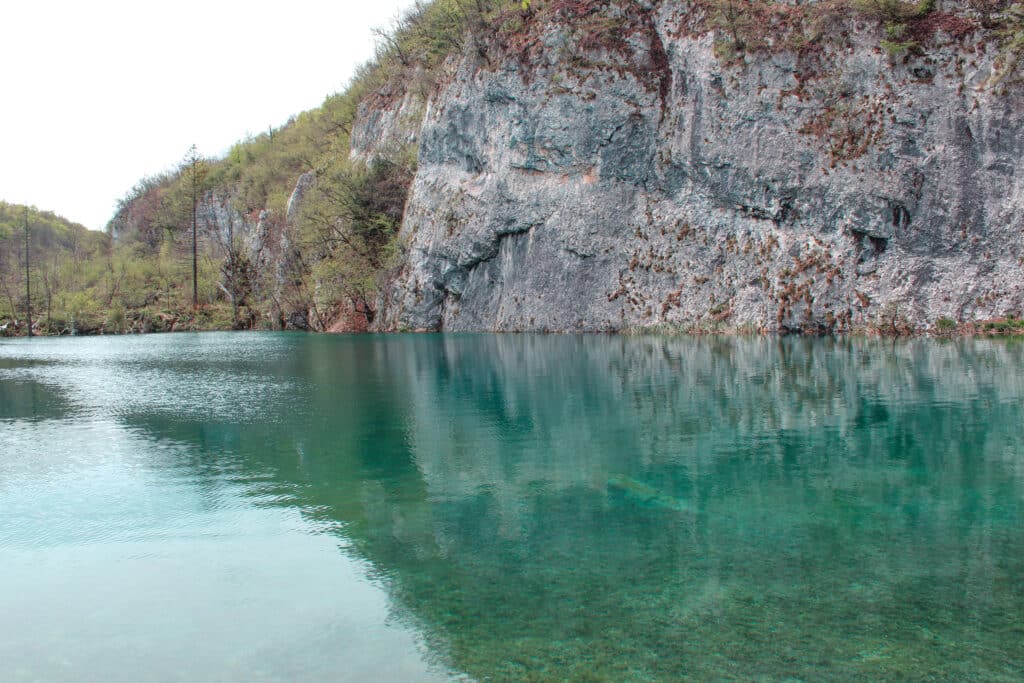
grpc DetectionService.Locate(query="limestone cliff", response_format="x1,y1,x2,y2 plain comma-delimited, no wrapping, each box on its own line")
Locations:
373,1,1024,333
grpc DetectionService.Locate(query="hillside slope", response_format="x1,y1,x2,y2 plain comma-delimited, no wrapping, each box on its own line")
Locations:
0,202,108,334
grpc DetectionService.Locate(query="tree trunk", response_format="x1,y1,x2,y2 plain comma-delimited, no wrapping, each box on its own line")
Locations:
192,189,198,310
24,208,32,338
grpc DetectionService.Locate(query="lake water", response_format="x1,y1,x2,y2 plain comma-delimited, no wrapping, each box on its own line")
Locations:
1,332,1023,681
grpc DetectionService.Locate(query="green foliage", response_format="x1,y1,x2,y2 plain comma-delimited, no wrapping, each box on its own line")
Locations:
376,0,507,69
979,316,1024,333
711,0,757,58
989,3,1024,86
0,202,109,331
935,316,957,332
0,202,104,254
81,1,529,334
107,301,128,333
0,197,250,335
855,0,934,55
64,290,104,332
880,20,919,54
294,149,417,328
857,0,935,22
101,0,498,332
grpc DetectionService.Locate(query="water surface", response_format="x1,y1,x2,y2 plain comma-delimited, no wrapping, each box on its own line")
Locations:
1,333,1023,681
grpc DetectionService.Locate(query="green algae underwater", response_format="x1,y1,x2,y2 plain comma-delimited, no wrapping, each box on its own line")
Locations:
1,332,1023,681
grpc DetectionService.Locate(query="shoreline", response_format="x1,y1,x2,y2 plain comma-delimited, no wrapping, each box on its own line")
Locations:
3,321,1023,340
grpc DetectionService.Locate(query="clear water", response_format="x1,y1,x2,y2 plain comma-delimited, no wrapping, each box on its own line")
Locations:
1,333,1023,682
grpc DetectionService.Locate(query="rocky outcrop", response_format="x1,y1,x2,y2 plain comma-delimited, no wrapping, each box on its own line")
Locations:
196,193,274,271
376,3,1024,333
285,173,316,226
351,88,426,162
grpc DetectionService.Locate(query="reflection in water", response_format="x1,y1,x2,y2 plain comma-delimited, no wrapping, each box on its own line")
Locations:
1,333,1023,681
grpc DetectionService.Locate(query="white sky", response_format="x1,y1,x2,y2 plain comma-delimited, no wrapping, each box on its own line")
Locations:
1,0,418,230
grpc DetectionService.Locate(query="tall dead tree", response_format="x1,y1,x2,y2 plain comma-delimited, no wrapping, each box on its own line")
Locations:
182,145,207,310
216,211,253,328
24,206,32,337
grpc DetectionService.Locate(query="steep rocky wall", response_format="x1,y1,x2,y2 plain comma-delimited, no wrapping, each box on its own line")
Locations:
195,193,274,272
376,2,1024,333
350,88,426,162
194,184,310,328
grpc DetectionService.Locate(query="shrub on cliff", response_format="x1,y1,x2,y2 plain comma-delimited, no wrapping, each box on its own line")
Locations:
990,3,1024,86
293,149,417,328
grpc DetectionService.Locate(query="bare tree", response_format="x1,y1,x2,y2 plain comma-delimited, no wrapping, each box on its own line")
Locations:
182,145,208,310
42,247,61,333
0,238,16,325
24,207,32,337
215,211,254,328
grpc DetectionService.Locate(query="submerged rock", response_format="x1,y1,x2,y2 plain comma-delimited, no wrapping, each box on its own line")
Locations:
608,474,692,514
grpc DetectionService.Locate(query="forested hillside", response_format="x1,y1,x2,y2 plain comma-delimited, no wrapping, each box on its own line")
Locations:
0,0,502,335
101,0,513,333
0,202,109,334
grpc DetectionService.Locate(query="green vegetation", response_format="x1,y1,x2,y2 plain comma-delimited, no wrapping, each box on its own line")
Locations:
990,3,1024,86
96,0,519,334
0,200,244,335
855,0,935,55
702,0,1018,82
0,202,110,335
871,302,916,337
978,315,1024,334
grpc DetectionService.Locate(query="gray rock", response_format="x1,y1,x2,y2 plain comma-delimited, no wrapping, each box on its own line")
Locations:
195,193,274,270
286,173,316,226
350,88,425,162
373,7,1024,333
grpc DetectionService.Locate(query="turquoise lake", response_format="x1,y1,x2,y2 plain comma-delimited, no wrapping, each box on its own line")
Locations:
1,332,1023,681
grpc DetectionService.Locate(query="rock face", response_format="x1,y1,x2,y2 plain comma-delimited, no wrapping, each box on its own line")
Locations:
285,173,316,226
375,3,1024,333
196,194,273,272
350,88,425,162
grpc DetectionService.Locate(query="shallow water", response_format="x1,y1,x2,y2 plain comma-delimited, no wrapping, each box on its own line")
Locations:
1,333,1023,681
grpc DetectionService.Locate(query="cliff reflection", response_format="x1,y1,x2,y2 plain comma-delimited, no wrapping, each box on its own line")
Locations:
112,334,1024,680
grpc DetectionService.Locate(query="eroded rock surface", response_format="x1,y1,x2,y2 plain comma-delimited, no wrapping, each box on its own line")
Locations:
376,5,1024,333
